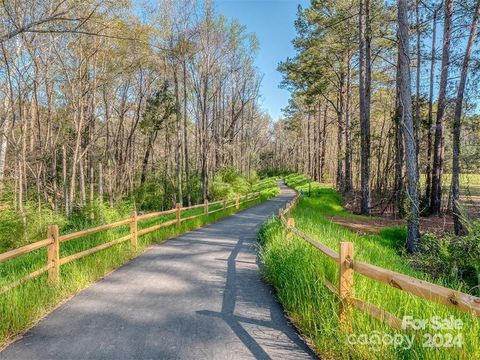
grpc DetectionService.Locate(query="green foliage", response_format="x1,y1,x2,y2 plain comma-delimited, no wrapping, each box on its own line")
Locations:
140,81,177,133
413,225,480,295
0,209,23,253
132,178,166,211
65,200,133,233
259,174,479,359
209,167,251,199
0,203,67,253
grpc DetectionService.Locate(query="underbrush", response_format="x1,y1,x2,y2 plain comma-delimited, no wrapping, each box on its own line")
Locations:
0,176,279,348
411,227,480,296
258,173,479,359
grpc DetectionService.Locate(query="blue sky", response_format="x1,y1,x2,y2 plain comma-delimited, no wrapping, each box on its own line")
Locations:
216,0,309,120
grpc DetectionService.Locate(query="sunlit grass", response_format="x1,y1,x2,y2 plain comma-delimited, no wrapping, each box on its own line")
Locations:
419,173,480,196
258,174,479,359
0,178,279,348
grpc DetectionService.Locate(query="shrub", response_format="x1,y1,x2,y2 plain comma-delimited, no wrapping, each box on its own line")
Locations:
412,223,480,295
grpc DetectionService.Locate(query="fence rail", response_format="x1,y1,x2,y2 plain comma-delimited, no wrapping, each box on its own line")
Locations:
278,192,480,330
0,192,261,296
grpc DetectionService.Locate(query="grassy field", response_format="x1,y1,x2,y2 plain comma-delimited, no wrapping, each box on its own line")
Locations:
419,173,480,197
0,178,279,348
258,174,479,360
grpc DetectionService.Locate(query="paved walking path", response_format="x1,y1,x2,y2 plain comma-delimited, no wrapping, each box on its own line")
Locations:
0,182,316,360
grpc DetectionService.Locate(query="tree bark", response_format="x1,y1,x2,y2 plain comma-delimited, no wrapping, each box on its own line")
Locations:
430,0,453,215
359,0,371,215
425,7,438,200
452,0,480,235
398,0,420,253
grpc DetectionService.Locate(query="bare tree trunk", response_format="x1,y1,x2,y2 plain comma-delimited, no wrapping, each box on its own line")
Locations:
425,7,438,200
307,110,311,177
414,0,421,168
430,0,453,215
359,0,371,215
394,49,405,218
98,162,103,203
63,145,69,215
79,157,86,207
173,68,183,205
336,105,344,190
0,123,8,190
398,0,420,253
344,54,353,192
320,104,327,181
452,0,480,235
183,58,191,206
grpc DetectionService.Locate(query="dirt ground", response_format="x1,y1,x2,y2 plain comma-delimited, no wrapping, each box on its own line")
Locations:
330,215,454,235
335,191,480,235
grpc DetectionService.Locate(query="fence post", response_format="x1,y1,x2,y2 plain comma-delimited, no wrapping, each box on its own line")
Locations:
235,195,239,209
339,241,354,330
223,197,226,210
47,224,60,285
176,203,181,226
130,211,138,250
287,217,295,229
204,200,209,215
286,218,295,241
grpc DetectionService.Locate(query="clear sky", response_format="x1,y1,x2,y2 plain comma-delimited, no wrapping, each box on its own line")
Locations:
215,0,309,120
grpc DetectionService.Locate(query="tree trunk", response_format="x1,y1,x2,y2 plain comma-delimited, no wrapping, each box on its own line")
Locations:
183,58,191,206
452,0,480,235
398,0,420,253
344,54,353,192
63,145,69,215
430,0,453,215
359,0,371,215
98,162,103,203
414,0,421,168
320,104,327,181
394,49,405,218
173,68,183,206
425,7,438,200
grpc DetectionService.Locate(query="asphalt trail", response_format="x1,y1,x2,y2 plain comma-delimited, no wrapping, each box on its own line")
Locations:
0,182,316,360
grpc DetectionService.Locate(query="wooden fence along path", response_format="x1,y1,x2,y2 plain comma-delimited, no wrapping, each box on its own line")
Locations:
278,193,480,330
0,193,260,295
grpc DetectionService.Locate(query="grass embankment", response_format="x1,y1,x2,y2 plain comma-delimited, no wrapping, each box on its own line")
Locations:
258,174,479,360
0,177,279,348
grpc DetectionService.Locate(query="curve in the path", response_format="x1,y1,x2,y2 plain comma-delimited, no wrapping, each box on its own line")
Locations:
0,182,316,360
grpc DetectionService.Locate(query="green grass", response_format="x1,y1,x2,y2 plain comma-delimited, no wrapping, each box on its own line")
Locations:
258,174,479,360
419,173,480,197
0,178,280,348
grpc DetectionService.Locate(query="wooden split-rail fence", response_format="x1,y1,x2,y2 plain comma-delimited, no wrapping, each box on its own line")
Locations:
0,192,260,295
278,192,480,330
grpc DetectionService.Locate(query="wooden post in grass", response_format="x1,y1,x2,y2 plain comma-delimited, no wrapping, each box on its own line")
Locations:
47,224,60,284
204,200,209,215
223,197,226,210
235,195,239,209
286,218,295,241
339,241,354,330
287,217,295,229
130,211,138,250
176,203,181,226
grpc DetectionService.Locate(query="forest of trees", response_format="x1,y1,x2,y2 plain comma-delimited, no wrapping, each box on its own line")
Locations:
0,0,271,220
271,0,480,252
1,0,480,254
